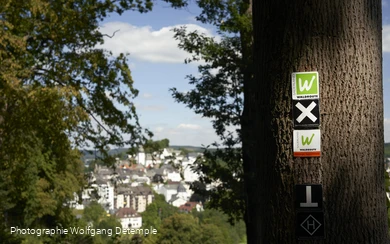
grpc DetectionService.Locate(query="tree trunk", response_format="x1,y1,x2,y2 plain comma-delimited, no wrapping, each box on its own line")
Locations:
238,0,255,240
242,0,389,243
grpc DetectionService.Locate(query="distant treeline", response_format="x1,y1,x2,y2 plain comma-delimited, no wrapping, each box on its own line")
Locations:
83,144,390,161
81,145,210,161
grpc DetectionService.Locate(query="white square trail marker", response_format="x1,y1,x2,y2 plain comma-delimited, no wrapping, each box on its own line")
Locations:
292,71,319,100
293,129,321,157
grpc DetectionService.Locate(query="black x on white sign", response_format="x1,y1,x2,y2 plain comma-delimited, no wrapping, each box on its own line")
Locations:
293,99,320,128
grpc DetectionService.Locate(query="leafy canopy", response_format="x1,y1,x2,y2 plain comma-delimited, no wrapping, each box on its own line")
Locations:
1,0,187,157
0,0,185,241
170,0,252,222
143,138,170,154
155,210,246,244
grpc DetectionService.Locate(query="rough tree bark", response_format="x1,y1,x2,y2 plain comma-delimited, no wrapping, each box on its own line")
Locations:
242,0,389,243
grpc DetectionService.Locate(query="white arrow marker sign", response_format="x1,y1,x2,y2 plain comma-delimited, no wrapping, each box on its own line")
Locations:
295,101,317,123
300,186,319,207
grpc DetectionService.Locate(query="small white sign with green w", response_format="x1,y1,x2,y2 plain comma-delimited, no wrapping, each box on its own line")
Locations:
293,129,321,157
292,71,320,100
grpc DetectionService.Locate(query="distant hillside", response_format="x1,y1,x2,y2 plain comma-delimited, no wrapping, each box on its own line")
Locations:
81,148,129,161
385,143,390,158
82,144,390,161
170,145,208,153
80,145,210,161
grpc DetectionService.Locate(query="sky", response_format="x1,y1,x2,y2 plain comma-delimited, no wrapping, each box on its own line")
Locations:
97,1,390,146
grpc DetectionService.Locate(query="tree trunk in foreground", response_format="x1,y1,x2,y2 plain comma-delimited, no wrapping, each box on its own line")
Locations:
242,0,389,243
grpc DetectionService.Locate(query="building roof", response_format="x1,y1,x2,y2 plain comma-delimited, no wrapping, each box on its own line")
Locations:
146,154,161,161
177,182,187,192
179,202,201,212
95,176,109,185
155,164,176,175
116,207,140,218
128,163,145,171
145,169,156,177
169,194,179,203
164,183,180,190
117,185,153,195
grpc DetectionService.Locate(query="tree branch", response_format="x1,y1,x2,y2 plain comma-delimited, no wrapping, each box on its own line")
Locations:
102,29,120,38
32,67,115,138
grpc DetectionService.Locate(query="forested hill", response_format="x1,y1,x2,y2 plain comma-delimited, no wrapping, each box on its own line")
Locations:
385,143,390,158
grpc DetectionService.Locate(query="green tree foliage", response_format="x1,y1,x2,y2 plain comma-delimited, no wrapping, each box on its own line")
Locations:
200,224,228,244
170,0,252,222
385,143,390,158
0,87,86,242
128,234,143,244
81,201,121,244
385,171,390,230
1,0,152,156
142,194,177,229
192,208,246,244
141,194,178,243
194,149,245,223
143,138,170,154
178,147,190,157
0,0,185,242
1,0,187,158
141,194,246,243
155,210,246,244
83,201,107,224
155,213,202,244
141,201,162,230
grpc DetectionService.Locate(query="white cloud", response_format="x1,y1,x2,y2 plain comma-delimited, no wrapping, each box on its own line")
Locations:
385,118,390,142
136,104,166,111
97,22,217,63
383,0,388,7
383,25,390,52
142,93,153,99
177,123,201,130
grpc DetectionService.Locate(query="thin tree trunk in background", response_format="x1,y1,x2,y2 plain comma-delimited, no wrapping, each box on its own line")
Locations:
238,0,254,240
242,0,389,243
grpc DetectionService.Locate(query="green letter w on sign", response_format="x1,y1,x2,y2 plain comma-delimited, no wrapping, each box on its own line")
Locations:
296,72,318,96
301,134,315,146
